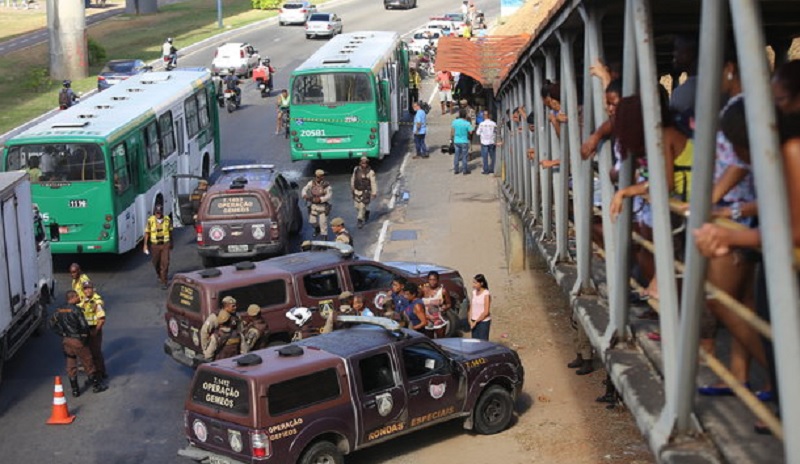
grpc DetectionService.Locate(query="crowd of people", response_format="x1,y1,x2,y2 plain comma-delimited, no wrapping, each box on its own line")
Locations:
504,31,799,432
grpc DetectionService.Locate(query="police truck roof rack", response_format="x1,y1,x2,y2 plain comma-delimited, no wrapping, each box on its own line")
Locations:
336,315,408,338
300,240,354,259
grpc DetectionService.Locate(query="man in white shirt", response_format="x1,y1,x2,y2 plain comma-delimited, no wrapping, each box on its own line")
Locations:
475,110,498,174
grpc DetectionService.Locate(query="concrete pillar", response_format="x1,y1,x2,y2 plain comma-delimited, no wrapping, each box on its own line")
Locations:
47,0,88,80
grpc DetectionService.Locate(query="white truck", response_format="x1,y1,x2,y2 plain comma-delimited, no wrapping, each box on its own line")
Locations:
0,171,55,383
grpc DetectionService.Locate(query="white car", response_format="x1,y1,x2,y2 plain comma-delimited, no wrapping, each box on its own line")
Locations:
423,19,461,37
278,1,316,26
305,13,343,39
211,43,260,77
407,28,441,53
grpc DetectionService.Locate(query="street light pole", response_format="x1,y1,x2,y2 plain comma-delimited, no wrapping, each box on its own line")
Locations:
217,0,223,28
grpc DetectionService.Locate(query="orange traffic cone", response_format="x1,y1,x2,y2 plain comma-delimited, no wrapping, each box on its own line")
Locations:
46,376,76,425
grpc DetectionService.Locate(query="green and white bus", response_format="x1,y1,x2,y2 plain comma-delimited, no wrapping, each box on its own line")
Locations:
1,70,220,254
289,31,409,161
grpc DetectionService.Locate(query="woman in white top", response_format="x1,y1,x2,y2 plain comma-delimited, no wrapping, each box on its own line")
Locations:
469,274,491,340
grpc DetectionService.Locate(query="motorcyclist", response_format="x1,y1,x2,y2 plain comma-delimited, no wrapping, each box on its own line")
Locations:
275,89,291,135
252,58,275,94
162,37,178,70
224,68,241,106
58,80,78,110
211,72,225,107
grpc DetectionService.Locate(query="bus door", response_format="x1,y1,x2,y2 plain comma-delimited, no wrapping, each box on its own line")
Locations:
171,174,205,226
111,142,138,253
389,62,400,134
379,79,391,156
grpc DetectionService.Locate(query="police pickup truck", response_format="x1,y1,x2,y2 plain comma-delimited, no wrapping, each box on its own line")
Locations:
179,317,524,464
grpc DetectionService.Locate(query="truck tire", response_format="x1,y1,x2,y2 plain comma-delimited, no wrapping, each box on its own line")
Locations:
300,441,343,464
33,301,48,336
473,385,514,435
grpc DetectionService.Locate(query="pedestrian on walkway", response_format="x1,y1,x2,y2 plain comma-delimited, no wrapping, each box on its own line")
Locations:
408,68,421,115
476,110,497,174
80,281,108,381
302,170,333,238
412,101,429,159
350,157,377,228
451,108,475,175
436,70,454,114
49,290,107,397
469,274,492,340
143,204,173,289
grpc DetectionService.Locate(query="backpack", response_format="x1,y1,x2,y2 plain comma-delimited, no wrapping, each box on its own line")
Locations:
59,89,71,108
419,101,431,114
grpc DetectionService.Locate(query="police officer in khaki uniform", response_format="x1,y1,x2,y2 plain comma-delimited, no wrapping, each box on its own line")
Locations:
350,157,377,228
200,295,239,354
143,204,173,289
301,169,333,238
80,281,108,381
203,310,241,360
240,304,269,353
190,179,209,219
330,217,353,247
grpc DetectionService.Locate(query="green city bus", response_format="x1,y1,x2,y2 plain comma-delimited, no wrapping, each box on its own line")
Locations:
1,70,220,254
289,31,409,161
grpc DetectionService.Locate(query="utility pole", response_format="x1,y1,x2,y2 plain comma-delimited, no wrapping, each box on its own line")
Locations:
125,0,157,15
47,0,88,80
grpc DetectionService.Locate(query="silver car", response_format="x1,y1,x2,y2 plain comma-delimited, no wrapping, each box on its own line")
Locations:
211,42,260,77
278,1,316,26
305,12,343,39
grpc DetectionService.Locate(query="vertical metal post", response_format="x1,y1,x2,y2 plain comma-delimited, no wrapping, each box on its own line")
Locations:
559,30,592,291
541,49,557,240
552,40,570,263
498,93,507,187
531,59,542,223
512,82,521,201
633,0,680,423
611,0,638,342
584,6,619,308
217,0,223,28
731,0,800,458
675,0,726,433
514,80,524,204
523,67,534,215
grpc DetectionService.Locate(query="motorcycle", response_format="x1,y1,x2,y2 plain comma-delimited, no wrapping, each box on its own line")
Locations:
163,51,178,71
224,89,241,113
417,44,436,76
252,67,273,98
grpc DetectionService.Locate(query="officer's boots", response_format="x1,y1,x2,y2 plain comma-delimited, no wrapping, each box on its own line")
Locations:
69,376,81,397
91,375,108,393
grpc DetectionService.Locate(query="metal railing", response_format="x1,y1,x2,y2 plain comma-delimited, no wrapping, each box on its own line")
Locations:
495,0,800,461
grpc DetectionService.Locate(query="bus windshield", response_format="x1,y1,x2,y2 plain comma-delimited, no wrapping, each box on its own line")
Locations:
6,143,106,183
292,72,374,105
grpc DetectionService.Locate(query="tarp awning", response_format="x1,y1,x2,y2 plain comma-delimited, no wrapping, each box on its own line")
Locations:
433,35,531,91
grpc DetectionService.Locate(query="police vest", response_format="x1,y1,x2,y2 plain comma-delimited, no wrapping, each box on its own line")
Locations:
81,294,106,327
336,229,353,248
310,180,330,202
146,215,172,244
353,167,372,192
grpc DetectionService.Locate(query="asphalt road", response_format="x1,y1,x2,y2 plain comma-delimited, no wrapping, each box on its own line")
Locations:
0,1,500,463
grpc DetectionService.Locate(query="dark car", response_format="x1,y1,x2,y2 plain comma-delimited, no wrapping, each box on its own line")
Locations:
384,0,416,9
97,59,151,91
163,244,469,367
194,164,302,267
179,319,524,464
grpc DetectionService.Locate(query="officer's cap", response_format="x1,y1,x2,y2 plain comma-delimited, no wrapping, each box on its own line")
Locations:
222,295,237,305
82,281,94,289
217,310,231,324
330,217,345,227
315,169,325,177
247,304,260,317
339,291,354,301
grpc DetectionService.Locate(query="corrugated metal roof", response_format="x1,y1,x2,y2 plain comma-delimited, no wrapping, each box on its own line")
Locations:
434,35,531,91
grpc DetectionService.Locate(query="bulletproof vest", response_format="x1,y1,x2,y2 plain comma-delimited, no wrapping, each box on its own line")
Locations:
337,229,353,248
353,167,372,191
50,305,89,339
310,180,329,201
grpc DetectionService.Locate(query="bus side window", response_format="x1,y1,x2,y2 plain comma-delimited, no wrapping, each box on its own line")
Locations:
144,122,161,169
159,111,176,157
111,143,130,193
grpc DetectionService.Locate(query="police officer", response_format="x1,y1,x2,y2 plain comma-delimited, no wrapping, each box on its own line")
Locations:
321,291,355,334
240,304,269,353
200,295,239,354
69,262,91,294
143,204,173,289
80,281,108,381
190,179,209,220
203,310,241,360
301,169,332,238
49,290,107,397
330,217,353,247
350,157,377,228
